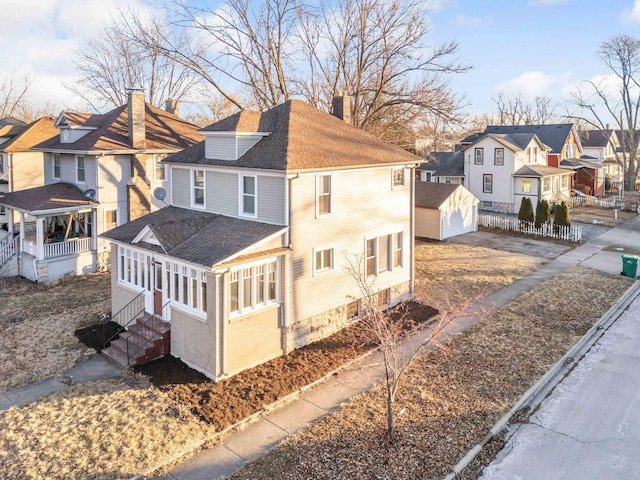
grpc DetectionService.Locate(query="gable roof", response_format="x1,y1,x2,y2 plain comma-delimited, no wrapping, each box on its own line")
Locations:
421,151,465,177
101,206,287,268
513,164,572,178
0,117,27,139
1,116,58,152
415,181,462,209
579,129,614,148
0,183,94,214
166,100,423,172
482,124,576,154
33,104,203,153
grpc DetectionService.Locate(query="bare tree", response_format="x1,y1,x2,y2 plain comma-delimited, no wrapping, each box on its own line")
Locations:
492,91,557,125
0,74,33,119
566,34,640,191
68,10,201,111
346,255,481,441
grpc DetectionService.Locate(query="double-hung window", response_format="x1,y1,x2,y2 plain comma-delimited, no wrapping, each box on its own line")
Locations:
474,148,484,165
154,154,167,182
494,148,504,166
240,175,256,217
366,232,404,278
76,155,86,183
483,174,493,193
392,168,405,187
105,209,117,230
317,174,331,215
229,259,279,316
522,180,531,194
314,247,334,275
366,238,376,277
378,234,391,273
393,232,403,268
53,153,61,180
192,169,205,207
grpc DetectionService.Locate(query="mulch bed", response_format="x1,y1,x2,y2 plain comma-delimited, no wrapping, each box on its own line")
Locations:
74,320,122,352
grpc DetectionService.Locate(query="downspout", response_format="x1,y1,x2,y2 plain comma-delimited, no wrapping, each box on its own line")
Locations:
410,165,416,296
283,173,299,353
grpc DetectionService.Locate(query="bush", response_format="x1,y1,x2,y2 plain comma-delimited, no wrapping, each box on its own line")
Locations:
554,201,571,232
518,197,534,224
535,199,551,229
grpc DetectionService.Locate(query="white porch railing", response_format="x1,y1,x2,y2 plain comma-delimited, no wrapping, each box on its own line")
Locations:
0,236,16,264
479,214,582,243
44,237,93,258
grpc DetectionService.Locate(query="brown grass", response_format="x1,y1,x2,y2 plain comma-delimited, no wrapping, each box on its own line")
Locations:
230,267,632,479
0,375,213,480
0,273,111,393
570,205,636,227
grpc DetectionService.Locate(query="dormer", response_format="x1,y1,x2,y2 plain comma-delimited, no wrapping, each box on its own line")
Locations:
199,110,270,161
55,112,97,144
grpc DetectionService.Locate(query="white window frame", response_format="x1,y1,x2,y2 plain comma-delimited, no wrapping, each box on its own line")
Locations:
365,231,403,278
561,175,569,189
483,174,493,193
494,148,504,166
154,154,167,182
366,237,377,278
239,174,257,218
105,208,118,231
393,232,403,269
229,258,280,317
522,180,531,194
192,169,205,208
392,167,405,188
543,177,551,193
474,148,484,165
378,234,391,273
317,174,332,216
76,155,86,184
53,153,61,180
313,246,335,275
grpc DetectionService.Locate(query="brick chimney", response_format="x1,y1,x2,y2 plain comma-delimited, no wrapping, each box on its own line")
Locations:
165,99,179,116
128,88,146,148
331,92,351,124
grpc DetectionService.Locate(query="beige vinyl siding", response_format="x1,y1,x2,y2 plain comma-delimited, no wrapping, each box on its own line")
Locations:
171,168,190,207
289,167,412,322
204,136,236,160
257,175,286,224
207,170,237,215
12,151,45,191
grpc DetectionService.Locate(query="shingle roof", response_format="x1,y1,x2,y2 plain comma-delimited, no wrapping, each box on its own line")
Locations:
579,129,613,148
166,100,423,171
34,104,203,153
101,206,287,267
560,158,603,170
415,181,461,209
421,151,465,177
0,117,27,139
513,165,572,177
1,116,58,152
483,124,575,154
0,183,94,213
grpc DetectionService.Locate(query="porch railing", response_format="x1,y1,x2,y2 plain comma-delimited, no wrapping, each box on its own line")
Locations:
0,235,17,265
44,237,92,258
102,291,146,350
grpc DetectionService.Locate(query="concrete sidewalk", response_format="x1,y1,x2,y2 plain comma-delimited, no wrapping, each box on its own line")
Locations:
158,216,640,480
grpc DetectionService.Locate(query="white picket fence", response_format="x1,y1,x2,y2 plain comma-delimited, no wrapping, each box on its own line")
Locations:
479,214,583,243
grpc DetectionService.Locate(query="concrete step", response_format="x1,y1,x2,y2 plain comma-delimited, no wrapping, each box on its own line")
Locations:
101,346,131,368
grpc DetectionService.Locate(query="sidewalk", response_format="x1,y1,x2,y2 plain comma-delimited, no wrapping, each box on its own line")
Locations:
158,215,640,480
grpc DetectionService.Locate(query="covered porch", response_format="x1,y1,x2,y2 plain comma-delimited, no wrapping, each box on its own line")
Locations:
0,183,98,281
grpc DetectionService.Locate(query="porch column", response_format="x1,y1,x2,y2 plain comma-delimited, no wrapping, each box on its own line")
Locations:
19,212,25,249
92,209,98,251
36,217,45,260
7,209,14,235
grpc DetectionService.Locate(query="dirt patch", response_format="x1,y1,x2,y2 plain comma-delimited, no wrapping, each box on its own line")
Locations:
0,273,111,394
136,301,436,431
229,267,632,480
570,205,636,227
74,320,121,352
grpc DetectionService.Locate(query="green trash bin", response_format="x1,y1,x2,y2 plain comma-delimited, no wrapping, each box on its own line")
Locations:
621,254,639,278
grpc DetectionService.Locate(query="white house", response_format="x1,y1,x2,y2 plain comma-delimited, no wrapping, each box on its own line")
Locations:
415,181,478,240
463,133,573,213
101,97,422,380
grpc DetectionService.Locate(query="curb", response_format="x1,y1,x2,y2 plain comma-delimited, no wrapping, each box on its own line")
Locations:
443,280,640,480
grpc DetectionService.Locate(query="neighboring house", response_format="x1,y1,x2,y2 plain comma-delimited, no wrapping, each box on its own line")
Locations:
463,133,573,213
0,89,203,282
418,151,465,184
580,129,623,193
415,181,478,240
101,97,422,380
0,116,58,228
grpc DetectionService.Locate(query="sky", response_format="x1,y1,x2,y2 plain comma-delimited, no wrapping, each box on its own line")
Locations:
2,0,640,121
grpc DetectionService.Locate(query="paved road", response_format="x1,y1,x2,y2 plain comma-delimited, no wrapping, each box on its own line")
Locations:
479,288,640,480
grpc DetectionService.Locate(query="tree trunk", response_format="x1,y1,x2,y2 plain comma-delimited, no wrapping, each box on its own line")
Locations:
386,380,394,442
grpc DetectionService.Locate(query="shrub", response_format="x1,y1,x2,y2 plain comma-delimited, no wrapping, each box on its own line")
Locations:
535,199,551,229
554,201,571,232
518,197,534,224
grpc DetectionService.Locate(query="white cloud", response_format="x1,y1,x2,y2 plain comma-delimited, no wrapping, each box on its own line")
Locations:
621,0,640,24
527,0,572,6
495,71,573,99
452,14,486,28
426,0,458,12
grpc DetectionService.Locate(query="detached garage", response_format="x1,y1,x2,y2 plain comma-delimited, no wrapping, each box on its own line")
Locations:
415,182,479,240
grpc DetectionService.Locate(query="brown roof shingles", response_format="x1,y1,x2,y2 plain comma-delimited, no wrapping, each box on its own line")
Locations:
1,116,58,152
415,182,461,209
101,206,286,267
168,100,422,171
0,183,94,213
34,104,203,153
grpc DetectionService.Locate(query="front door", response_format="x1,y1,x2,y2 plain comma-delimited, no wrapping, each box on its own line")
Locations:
153,262,163,314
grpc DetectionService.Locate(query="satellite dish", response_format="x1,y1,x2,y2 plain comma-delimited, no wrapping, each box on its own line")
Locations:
153,187,167,201
84,189,96,201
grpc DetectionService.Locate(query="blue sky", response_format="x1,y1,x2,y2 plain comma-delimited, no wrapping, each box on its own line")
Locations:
2,0,640,119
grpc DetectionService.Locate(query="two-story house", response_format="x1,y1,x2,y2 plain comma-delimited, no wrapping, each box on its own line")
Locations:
418,151,465,184
580,129,622,193
463,133,573,213
0,116,58,229
100,98,421,380
0,89,202,281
